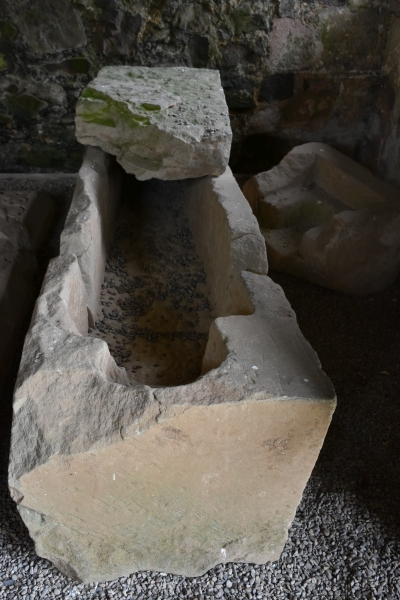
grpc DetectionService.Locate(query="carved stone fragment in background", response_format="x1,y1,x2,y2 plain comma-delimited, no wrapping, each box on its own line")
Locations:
244,143,400,295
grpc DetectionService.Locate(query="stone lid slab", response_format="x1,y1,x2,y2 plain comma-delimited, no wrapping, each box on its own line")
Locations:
75,66,232,181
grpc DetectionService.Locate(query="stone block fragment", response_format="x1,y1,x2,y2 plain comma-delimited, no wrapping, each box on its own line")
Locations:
75,66,232,181
9,149,335,583
243,143,400,295
0,190,54,391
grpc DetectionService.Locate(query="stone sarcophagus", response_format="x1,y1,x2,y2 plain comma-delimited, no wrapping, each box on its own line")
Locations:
8,67,335,584
8,147,335,583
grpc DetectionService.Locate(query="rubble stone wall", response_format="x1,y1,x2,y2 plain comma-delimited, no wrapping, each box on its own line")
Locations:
0,0,399,178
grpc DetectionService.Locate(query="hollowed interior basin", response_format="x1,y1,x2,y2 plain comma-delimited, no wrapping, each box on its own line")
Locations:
90,175,216,387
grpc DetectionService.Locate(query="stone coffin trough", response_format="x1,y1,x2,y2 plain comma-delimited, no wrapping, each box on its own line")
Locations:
8,147,336,583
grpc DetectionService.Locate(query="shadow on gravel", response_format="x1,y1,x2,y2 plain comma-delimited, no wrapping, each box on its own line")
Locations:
270,269,400,536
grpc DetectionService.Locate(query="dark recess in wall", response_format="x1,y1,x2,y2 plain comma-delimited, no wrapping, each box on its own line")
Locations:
258,73,295,103
229,134,299,174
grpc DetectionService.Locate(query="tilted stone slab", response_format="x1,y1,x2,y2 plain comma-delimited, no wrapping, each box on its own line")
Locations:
243,142,400,295
0,190,54,391
9,150,335,582
75,66,231,181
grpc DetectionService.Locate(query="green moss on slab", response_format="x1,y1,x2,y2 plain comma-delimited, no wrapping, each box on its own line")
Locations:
78,87,151,129
0,54,7,70
141,103,161,111
81,87,109,101
82,114,116,127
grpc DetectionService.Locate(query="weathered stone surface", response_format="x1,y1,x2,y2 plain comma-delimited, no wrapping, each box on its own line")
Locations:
243,143,400,295
75,67,232,181
186,167,269,316
318,6,387,73
9,149,335,583
60,146,121,326
5,0,87,55
0,190,54,391
267,17,316,72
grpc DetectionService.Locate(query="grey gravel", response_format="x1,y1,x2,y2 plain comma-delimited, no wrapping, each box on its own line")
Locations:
1,175,400,600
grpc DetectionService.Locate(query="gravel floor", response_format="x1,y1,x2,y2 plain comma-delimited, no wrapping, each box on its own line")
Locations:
0,176,400,600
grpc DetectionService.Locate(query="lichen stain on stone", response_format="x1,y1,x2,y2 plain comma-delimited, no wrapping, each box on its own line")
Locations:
0,20,17,39
318,8,386,71
78,88,151,130
141,103,161,111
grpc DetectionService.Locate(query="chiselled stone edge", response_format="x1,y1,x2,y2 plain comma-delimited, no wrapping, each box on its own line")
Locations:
60,146,121,326
8,253,158,485
186,166,268,317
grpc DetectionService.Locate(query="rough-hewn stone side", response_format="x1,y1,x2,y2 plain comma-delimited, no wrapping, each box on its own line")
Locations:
60,146,121,325
186,166,268,315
